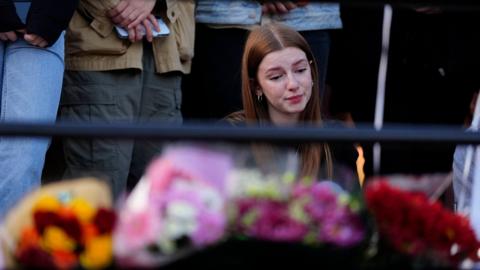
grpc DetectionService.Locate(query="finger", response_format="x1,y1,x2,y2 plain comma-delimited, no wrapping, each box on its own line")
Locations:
128,13,149,30
5,31,18,41
38,39,48,48
107,0,128,18
112,6,134,25
23,33,34,42
148,14,160,32
274,2,289,13
111,5,132,25
122,9,140,28
284,2,297,10
296,0,309,7
29,35,42,46
135,25,143,42
265,3,276,14
262,4,269,14
128,27,136,43
0,34,7,41
143,19,153,42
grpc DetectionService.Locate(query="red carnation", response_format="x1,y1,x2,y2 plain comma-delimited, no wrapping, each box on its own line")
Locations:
16,245,56,269
33,211,61,234
93,208,117,234
366,180,480,265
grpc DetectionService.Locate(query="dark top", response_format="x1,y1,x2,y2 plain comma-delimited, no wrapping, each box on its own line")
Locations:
222,111,360,191
0,0,78,46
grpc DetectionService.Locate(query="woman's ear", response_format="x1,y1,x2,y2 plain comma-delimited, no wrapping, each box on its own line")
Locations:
255,88,263,97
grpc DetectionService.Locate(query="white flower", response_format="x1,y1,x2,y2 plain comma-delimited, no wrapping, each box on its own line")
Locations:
164,201,198,239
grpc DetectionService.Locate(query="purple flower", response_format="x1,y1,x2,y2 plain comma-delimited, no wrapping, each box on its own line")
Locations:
318,214,364,247
246,201,308,242
291,181,364,247
192,211,226,246
236,198,258,216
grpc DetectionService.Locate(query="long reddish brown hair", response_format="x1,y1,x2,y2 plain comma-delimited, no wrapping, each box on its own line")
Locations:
241,23,332,179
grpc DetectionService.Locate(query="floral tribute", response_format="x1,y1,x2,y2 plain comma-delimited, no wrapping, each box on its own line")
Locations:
366,180,480,266
230,172,365,248
114,146,232,267
14,194,117,269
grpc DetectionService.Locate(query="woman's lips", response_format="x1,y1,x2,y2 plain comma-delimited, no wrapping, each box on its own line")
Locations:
286,94,303,104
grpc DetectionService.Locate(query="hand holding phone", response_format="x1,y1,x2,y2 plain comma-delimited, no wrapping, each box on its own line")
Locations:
115,16,170,42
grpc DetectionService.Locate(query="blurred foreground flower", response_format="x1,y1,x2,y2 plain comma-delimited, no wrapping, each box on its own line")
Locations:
366,180,480,267
2,179,115,270
114,146,232,267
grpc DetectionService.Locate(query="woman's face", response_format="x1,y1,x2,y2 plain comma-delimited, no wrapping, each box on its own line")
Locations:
256,47,312,125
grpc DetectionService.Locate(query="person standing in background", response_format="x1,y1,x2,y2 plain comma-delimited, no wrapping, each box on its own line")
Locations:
182,0,342,120
0,0,78,217
60,0,195,198
328,5,480,176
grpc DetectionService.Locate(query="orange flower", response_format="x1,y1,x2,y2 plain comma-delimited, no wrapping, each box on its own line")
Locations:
69,198,96,223
33,195,61,212
80,236,113,269
51,250,77,270
17,227,40,252
41,226,76,252
57,206,76,219
82,223,99,245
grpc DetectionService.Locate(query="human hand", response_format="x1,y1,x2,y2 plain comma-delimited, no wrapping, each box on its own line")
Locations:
260,0,309,14
24,33,48,48
127,14,160,43
0,31,19,42
108,0,157,29
262,1,297,14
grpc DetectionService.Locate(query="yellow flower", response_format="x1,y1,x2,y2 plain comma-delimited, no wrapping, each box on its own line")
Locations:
69,198,95,223
80,236,112,270
34,195,61,212
42,226,76,252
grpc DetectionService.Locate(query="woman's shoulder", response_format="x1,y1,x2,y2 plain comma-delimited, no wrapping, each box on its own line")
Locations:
221,111,246,126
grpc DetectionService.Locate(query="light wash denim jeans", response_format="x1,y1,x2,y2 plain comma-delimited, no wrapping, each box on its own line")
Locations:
0,2,64,217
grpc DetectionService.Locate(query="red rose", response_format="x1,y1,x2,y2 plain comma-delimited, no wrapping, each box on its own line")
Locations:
33,211,61,233
16,245,56,269
93,208,117,234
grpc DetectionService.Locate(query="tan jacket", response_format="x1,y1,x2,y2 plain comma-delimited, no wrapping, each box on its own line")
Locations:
65,0,195,74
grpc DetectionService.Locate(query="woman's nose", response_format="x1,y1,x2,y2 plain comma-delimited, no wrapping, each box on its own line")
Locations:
286,73,299,91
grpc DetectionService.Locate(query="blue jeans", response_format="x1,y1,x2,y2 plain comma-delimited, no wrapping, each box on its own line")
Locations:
0,30,65,216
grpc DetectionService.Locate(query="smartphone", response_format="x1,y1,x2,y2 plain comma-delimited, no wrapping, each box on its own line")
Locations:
114,17,170,39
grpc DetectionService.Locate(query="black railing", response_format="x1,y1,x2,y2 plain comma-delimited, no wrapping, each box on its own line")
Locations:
0,122,477,145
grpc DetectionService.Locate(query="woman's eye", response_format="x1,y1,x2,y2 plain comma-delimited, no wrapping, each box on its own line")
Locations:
296,68,307,73
269,74,283,81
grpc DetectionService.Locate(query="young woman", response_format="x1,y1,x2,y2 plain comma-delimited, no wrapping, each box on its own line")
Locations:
227,23,339,180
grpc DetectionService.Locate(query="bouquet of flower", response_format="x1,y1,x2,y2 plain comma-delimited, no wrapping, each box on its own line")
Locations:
1,178,116,270
229,170,365,248
114,146,232,267
365,180,480,267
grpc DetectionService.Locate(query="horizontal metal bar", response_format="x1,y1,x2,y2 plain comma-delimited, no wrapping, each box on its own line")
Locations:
336,0,476,4
12,0,480,8
0,122,477,145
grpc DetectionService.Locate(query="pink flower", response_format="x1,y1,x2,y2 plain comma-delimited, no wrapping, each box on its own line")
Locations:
291,181,364,247
114,206,161,253
160,179,227,245
146,159,182,196
246,201,308,242
192,211,226,246
319,214,364,247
